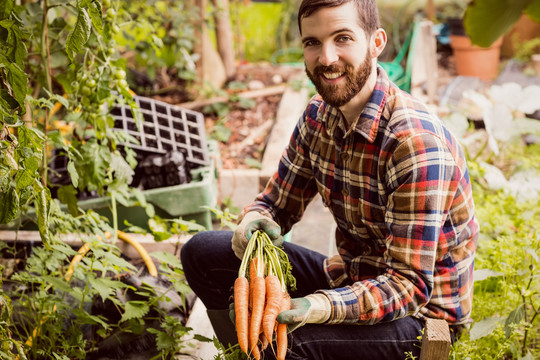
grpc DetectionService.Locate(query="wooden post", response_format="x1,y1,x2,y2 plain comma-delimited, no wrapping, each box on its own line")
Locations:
411,20,438,105
426,0,436,22
212,0,236,80
419,318,451,360
190,0,208,90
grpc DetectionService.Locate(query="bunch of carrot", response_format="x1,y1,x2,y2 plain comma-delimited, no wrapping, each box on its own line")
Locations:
234,230,296,360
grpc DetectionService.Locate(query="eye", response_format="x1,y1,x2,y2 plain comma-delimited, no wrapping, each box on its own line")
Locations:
337,35,352,43
303,39,319,48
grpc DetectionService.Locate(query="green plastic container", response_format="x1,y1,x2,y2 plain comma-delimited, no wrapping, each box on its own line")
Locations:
78,141,219,230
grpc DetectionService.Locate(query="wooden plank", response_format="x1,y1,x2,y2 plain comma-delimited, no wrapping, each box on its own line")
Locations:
0,230,187,259
411,20,438,105
178,84,286,109
419,318,451,360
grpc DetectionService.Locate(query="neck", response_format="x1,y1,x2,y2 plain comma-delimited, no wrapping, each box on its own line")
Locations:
339,64,378,125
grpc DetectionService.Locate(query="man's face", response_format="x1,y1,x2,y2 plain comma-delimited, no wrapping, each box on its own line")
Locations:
301,2,374,108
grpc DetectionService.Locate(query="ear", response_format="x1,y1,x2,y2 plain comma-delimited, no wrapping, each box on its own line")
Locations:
370,28,387,58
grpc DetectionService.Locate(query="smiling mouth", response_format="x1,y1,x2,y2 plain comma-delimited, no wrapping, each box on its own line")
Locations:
323,72,344,80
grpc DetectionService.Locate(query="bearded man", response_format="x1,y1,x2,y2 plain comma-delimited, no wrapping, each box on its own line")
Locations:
181,0,479,358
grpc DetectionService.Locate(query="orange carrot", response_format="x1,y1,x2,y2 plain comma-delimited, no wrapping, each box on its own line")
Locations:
234,276,250,355
249,257,258,281
260,332,269,351
249,275,266,356
276,293,291,360
262,274,283,341
251,342,261,360
248,257,259,311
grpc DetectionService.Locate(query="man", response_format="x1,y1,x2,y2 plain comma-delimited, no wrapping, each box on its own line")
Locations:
181,0,479,358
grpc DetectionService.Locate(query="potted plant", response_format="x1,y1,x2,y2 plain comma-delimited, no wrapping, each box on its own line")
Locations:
461,0,540,79
443,0,503,80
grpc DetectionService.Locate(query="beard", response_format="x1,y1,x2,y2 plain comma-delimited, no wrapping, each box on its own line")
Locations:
305,52,373,108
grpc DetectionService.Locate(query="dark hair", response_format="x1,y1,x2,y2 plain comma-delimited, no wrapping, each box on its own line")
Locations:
297,0,381,35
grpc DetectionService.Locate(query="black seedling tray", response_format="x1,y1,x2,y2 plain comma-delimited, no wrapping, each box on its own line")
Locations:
111,95,210,168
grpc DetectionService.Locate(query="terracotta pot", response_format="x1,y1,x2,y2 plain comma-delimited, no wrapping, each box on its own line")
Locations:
501,14,540,58
450,35,503,80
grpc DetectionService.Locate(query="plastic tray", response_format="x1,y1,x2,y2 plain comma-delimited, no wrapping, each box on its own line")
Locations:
111,95,210,168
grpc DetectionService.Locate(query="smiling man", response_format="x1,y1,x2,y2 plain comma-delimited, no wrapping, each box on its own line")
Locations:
180,0,479,359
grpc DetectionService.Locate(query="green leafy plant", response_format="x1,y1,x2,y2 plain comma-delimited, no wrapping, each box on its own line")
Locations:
464,0,540,47
442,83,540,359
0,0,203,358
114,0,199,92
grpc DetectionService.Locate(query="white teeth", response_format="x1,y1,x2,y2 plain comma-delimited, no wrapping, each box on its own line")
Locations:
323,72,343,79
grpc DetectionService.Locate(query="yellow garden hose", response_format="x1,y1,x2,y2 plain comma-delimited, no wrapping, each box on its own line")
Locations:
115,230,158,277
65,231,158,279
64,242,91,282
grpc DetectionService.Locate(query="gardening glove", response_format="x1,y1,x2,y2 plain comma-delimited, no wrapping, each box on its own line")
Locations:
231,211,283,259
276,294,331,332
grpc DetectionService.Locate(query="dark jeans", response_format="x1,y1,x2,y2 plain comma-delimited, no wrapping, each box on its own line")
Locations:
181,231,424,360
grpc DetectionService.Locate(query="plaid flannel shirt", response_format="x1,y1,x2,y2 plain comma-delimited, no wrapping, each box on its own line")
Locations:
245,66,479,326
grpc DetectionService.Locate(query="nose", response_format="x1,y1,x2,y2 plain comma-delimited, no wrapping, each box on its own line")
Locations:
319,43,338,66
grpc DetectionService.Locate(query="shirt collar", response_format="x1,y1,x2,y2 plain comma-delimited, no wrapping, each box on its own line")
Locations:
321,65,389,143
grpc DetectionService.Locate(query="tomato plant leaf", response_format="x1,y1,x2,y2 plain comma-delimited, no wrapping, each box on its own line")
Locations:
11,25,29,68
504,304,525,338
87,0,103,35
3,146,18,170
71,307,110,329
101,250,136,273
0,187,19,224
15,167,34,190
120,301,149,322
470,316,504,340
89,277,124,302
33,179,51,246
147,328,175,351
149,251,182,269
41,274,72,292
66,8,91,61
0,0,14,20
110,151,134,184
0,88,20,113
57,184,79,216
0,166,11,191
67,160,79,188
6,61,28,111
149,217,172,242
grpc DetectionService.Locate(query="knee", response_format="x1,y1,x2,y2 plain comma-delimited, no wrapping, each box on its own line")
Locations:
180,230,234,273
180,231,210,270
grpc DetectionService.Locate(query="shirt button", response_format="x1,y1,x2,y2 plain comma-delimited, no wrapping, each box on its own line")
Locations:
342,187,349,196
341,152,349,161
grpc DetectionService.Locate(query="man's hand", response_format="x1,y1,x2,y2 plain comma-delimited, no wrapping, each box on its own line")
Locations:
231,211,283,259
276,294,331,332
